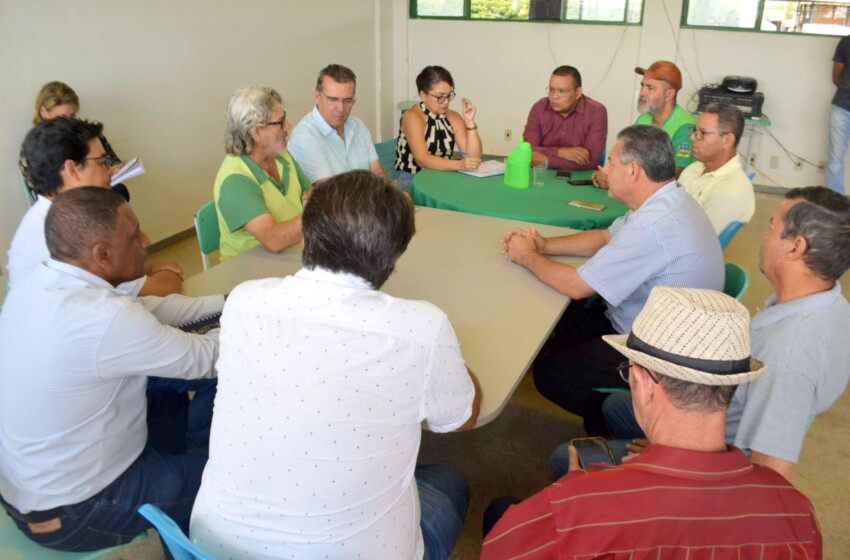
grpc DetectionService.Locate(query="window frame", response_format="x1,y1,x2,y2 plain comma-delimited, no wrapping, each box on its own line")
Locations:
681,0,850,37
409,0,644,26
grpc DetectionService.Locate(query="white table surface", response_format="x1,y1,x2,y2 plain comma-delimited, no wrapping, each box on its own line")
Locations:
182,206,586,427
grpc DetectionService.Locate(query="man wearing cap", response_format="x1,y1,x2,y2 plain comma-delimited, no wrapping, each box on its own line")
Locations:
502,124,723,434
480,286,821,559
523,65,608,171
288,64,387,184
593,60,694,189
604,186,850,482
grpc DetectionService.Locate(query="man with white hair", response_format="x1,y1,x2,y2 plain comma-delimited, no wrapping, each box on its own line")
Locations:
481,286,821,559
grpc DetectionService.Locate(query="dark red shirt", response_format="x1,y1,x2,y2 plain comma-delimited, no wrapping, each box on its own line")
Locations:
482,444,821,559
522,95,608,171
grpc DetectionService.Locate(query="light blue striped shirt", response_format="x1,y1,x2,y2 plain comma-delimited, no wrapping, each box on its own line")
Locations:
578,181,724,333
288,106,379,183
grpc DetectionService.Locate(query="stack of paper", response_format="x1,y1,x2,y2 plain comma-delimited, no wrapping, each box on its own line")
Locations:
111,156,144,186
458,159,506,178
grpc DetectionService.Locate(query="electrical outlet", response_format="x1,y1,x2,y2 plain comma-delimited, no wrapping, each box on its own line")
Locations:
794,157,803,171
770,156,779,169
749,153,757,166
504,129,512,142
817,160,826,174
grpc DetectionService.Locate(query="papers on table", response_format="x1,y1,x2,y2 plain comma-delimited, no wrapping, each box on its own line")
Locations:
111,156,144,186
458,159,505,178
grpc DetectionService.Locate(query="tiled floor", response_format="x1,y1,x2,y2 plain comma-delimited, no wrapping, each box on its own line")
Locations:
151,191,850,559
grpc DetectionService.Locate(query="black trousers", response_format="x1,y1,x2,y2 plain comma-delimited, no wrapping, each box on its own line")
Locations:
532,298,628,435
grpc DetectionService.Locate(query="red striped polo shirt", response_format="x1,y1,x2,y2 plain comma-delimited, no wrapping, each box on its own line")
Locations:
482,444,820,559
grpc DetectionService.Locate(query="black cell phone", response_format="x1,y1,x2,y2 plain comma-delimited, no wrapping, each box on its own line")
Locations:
571,437,615,468
555,170,571,180
568,179,595,186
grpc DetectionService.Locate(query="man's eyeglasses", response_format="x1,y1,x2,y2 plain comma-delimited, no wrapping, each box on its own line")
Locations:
617,361,659,384
264,111,287,128
426,91,456,104
545,86,574,97
320,93,356,108
86,154,121,168
690,128,725,141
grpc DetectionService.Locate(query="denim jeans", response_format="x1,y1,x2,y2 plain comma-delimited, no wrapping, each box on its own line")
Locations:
416,464,469,560
601,391,645,441
828,104,850,193
10,446,208,552
147,376,217,451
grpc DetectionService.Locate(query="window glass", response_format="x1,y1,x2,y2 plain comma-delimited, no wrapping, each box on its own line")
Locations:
417,0,465,17
471,0,530,20
684,0,850,35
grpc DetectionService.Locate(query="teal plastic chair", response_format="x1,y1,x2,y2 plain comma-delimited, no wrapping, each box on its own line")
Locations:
20,173,36,206
0,508,147,560
375,138,398,180
723,262,750,301
137,504,215,560
718,221,744,250
194,201,220,271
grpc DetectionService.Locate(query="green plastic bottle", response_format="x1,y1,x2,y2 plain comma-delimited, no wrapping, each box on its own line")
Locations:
504,135,531,189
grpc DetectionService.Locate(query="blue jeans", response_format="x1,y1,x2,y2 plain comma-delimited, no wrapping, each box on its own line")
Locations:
828,104,850,193
147,376,217,451
416,464,469,560
9,446,208,552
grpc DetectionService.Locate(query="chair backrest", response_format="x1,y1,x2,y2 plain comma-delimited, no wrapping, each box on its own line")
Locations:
374,138,398,181
137,504,216,560
723,262,749,301
194,201,220,271
718,220,744,250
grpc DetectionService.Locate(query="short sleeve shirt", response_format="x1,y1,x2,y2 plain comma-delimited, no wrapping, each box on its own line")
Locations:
679,155,755,234
833,35,850,109
287,106,379,182
636,105,695,169
213,152,309,260
578,181,724,333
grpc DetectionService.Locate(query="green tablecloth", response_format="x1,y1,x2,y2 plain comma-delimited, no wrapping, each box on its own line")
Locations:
411,167,628,230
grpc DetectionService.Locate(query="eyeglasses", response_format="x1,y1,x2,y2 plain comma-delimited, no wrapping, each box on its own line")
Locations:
86,154,121,168
545,86,575,97
320,92,356,108
264,111,287,128
617,361,659,384
425,91,456,104
690,128,724,141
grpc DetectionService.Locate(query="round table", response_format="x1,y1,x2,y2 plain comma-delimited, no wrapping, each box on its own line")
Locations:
411,167,628,230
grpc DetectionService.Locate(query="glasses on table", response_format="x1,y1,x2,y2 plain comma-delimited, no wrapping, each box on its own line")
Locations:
426,91,456,104
617,361,659,384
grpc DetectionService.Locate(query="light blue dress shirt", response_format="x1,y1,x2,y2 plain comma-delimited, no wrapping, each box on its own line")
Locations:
288,106,379,183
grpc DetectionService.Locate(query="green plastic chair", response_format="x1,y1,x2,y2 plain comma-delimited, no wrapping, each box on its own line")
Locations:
374,138,398,180
194,201,220,271
723,262,750,301
20,173,36,206
0,508,148,560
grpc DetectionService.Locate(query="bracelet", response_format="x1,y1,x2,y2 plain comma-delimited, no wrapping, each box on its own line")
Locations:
466,124,478,130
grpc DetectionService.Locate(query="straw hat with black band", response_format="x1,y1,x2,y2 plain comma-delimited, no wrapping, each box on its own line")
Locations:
603,286,765,386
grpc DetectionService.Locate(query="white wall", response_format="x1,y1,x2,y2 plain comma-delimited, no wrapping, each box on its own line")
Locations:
0,0,380,301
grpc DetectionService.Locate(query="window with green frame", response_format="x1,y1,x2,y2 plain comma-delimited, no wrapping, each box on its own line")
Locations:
411,0,644,24
683,0,850,36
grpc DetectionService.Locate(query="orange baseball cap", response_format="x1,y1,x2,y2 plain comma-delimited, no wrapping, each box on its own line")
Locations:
635,61,682,91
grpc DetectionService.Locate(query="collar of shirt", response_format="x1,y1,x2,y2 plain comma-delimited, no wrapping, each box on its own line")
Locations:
753,281,843,330
45,258,121,291
296,266,374,290
621,443,754,481
691,154,743,179
310,105,355,141
238,153,291,193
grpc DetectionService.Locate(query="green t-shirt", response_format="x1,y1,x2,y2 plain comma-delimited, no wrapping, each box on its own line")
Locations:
214,152,310,260
635,105,695,169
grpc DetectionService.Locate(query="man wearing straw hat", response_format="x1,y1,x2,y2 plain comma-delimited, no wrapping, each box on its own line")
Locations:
481,286,821,559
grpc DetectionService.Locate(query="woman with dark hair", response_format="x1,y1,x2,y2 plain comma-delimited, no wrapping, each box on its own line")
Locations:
395,66,482,190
